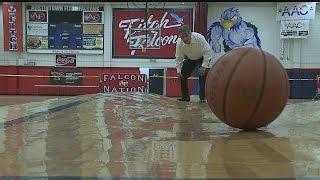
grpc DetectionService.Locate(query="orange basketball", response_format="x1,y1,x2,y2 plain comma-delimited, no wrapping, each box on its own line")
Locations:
205,47,289,130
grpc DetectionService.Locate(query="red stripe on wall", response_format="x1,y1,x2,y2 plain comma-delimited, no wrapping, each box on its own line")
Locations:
0,66,140,95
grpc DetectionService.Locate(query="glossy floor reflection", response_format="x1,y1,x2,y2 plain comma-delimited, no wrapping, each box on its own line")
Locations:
0,95,59,107
0,93,319,179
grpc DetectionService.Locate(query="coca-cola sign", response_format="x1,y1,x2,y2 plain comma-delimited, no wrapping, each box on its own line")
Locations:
112,8,193,58
28,11,47,22
56,54,76,67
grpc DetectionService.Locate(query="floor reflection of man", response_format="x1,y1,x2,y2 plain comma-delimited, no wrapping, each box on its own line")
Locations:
204,131,295,179
175,102,212,179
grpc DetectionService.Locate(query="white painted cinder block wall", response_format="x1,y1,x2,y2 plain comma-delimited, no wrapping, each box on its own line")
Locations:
207,2,320,69
0,2,195,68
300,4,320,68
0,2,319,69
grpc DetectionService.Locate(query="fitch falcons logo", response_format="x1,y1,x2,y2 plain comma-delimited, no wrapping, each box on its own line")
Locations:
118,11,187,55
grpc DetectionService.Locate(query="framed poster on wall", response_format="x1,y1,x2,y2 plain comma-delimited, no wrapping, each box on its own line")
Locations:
25,5,104,54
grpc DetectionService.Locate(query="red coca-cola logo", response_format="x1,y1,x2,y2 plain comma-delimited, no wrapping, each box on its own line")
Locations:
84,12,101,23
57,56,75,65
29,11,46,22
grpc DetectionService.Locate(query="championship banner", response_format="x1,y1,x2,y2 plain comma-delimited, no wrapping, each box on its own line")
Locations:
280,20,309,39
56,54,76,67
277,2,316,21
101,74,148,93
3,2,23,52
113,8,193,58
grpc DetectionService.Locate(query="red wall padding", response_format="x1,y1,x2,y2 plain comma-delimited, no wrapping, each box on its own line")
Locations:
0,66,140,95
18,66,52,95
0,66,18,94
166,68,196,97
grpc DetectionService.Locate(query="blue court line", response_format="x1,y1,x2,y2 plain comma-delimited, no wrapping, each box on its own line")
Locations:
0,177,159,180
0,176,314,180
0,97,94,129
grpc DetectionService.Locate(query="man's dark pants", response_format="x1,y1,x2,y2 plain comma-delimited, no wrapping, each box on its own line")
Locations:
180,57,209,100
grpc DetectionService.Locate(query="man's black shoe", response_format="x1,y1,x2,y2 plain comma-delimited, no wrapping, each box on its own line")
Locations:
177,98,190,102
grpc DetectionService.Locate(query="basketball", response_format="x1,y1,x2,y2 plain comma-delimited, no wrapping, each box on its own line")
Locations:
205,47,290,130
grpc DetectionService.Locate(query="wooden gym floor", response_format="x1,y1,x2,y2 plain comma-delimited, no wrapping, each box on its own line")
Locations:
0,93,319,179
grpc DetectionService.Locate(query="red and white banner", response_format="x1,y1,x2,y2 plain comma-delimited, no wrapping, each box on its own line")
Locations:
113,8,193,58
101,74,148,93
56,54,76,67
3,2,23,52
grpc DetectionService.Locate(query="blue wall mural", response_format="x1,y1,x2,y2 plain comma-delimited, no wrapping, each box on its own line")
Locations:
207,7,261,53
194,7,263,96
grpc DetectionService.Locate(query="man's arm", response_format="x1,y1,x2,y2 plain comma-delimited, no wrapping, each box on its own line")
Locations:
175,39,184,74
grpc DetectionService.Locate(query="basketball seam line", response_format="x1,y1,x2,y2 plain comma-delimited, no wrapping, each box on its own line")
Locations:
242,48,267,130
223,48,252,125
206,54,226,109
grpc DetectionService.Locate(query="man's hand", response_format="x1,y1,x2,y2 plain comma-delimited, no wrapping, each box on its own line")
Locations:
199,66,207,76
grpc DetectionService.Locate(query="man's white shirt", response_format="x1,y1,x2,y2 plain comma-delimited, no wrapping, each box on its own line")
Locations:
175,32,214,73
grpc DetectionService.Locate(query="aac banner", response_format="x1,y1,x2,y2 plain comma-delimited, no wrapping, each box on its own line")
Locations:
3,2,23,52
113,8,193,58
277,2,316,21
280,20,309,39
101,74,148,93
